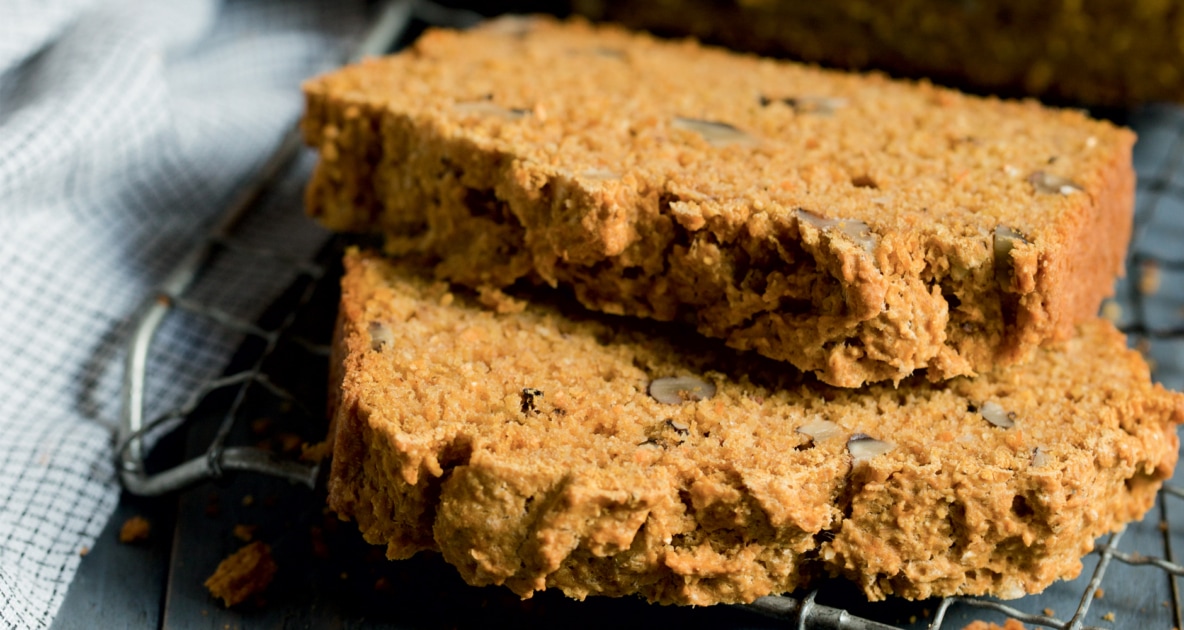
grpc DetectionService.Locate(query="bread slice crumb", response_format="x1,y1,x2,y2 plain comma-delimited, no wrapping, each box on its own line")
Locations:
204,541,277,607
118,516,150,543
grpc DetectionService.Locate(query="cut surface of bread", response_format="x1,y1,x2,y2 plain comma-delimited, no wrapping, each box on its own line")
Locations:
328,249,1181,605
303,17,1136,387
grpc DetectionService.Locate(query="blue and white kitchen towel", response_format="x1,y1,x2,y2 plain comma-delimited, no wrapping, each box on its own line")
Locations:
0,1,367,626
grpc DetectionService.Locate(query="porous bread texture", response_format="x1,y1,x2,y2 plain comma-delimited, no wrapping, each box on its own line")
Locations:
302,17,1136,388
328,249,1182,605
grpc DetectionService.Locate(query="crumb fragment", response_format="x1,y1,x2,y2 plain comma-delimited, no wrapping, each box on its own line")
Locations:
310,526,330,559
477,286,526,313
301,440,332,463
204,541,277,607
276,432,303,454
1139,261,1161,295
119,516,151,544
1043,607,1054,617
232,524,257,542
1095,587,1104,599
241,494,255,507
79,546,89,557
249,417,273,436
1102,611,1115,622
1100,300,1122,323
961,620,1027,630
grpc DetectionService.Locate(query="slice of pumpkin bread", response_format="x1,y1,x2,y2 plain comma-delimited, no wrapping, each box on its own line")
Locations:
303,17,1136,388
327,249,1180,605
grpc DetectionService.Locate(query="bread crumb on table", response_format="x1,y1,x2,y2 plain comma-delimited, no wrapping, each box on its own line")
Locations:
204,541,277,607
962,620,1027,630
300,440,332,463
119,516,150,543
232,524,257,542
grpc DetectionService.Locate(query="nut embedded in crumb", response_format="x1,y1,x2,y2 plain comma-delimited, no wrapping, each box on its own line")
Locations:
368,320,393,352
847,433,895,462
980,401,1016,428
796,418,840,442
119,516,151,544
204,541,277,607
672,116,755,147
648,376,716,404
1028,170,1082,195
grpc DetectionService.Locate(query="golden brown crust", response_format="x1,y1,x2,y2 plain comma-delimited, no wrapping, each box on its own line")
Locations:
302,18,1136,387
327,249,1181,605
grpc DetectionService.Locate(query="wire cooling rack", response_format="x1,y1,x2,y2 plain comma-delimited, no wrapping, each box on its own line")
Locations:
115,2,1184,628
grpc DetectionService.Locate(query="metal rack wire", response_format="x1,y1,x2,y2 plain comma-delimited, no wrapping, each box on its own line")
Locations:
114,2,1184,628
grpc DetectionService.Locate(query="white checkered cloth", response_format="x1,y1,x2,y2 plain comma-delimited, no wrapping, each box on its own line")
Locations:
0,1,367,627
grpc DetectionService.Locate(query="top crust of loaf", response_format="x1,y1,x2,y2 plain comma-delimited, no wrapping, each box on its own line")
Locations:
579,1,1184,106
303,17,1135,387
